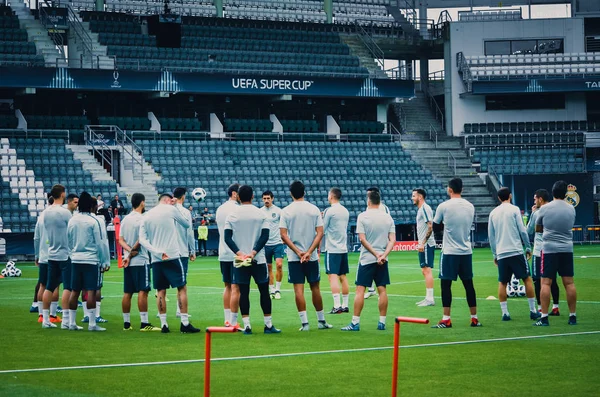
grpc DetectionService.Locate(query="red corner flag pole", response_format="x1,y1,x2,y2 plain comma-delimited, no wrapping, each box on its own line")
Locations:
204,327,238,397
392,317,429,397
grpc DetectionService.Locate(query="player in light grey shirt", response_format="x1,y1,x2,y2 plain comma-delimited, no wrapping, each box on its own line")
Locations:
432,178,480,328
118,193,160,332
215,183,240,326
224,185,280,334
342,189,395,332
488,187,538,321
280,181,332,331
140,193,199,334
261,190,285,299
364,186,390,299
412,188,436,307
534,181,578,326
41,185,73,328
527,189,560,313
173,187,197,318
323,187,350,314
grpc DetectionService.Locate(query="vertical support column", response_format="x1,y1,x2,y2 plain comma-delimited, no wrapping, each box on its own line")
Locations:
419,56,429,94
418,0,427,38
215,0,223,17
324,0,332,23
377,102,388,133
95,0,104,12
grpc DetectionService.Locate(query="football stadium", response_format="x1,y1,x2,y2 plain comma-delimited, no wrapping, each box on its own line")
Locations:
0,0,599,395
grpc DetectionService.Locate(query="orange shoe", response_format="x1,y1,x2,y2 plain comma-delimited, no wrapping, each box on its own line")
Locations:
49,315,62,323
37,315,43,323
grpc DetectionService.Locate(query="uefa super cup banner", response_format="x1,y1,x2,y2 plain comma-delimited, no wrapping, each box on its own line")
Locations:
0,67,414,98
349,241,442,252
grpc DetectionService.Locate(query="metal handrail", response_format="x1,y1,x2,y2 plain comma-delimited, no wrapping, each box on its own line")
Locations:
85,126,116,180
456,51,473,92
388,122,401,137
395,105,407,133
429,70,445,80
429,124,438,148
426,86,445,131
38,1,67,61
447,150,457,175
437,10,452,25
354,20,385,72
67,4,96,68
0,128,70,141
114,127,145,184
385,65,410,80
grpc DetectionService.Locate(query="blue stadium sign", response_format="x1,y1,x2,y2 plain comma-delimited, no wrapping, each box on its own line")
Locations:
0,67,414,98
472,77,600,94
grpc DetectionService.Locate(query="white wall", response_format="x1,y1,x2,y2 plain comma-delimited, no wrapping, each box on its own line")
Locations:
447,17,587,136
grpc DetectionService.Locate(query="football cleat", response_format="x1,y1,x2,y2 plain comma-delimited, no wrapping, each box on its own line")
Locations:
533,317,550,326
56,306,63,314
180,323,201,334
161,325,170,333
328,307,344,314
341,322,360,331
30,306,39,313
432,319,452,328
364,289,377,299
530,311,542,320
42,322,57,329
274,291,281,300
270,292,275,300
342,307,349,313
88,325,106,332
61,322,70,330
502,314,511,321
417,300,435,307
242,326,252,335
470,318,482,327
299,323,310,331
377,322,386,331
550,308,560,316
318,320,333,329
140,323,161,332
264,325,282,334
37,315,43,323
49,315,61,323
123,322,132,331
69,324,83,331
95,316,108,323
568,315,577,325
82,316,89,323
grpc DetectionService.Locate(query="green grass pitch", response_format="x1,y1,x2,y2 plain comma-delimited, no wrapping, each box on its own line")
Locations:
1,247,599,396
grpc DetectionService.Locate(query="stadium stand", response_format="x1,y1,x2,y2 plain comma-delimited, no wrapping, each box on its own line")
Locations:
23,115,90,130
463,121,598,134
158,117,204,132
83,11,368,76
223,119,273,133
97,116,151,131
138,139,447,224
0,5,44,66
280,119,320,133
339,120,385,134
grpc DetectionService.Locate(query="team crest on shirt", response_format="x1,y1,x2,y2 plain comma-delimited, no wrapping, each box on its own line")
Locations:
565,184,580,208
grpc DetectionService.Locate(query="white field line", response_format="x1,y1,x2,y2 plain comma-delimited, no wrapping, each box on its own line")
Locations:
0,330,598,375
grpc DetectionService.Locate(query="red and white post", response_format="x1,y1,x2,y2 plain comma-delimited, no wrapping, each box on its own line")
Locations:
391,316,429,397
204,326,238,397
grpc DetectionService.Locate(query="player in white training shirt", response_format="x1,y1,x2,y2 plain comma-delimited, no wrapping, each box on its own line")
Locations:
173,187,196,318
280,181,332,331
322,187,350,314
261,190,285,300
364,186,390,299
412,188,436,307
215,183,240,326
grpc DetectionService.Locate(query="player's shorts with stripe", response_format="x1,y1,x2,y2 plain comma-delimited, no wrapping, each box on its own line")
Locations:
439,253,473,281
97,271,104,289
497,254,529,283
530,256,541,280
180,256,189,274
232,262,269,285
71,263,100,292
355,261,390,287
220,261,233,284
152,259,186,290
288,260,320,284
541,252,574,279
124,264,151,294
418,245,435,269
46,259,70,291
324,252,349,275
37,262,48,285
265,244,285,264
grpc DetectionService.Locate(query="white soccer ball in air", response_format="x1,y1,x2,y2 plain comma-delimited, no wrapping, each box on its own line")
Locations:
506,285,517,298
192,187,207,202
6,260,15,270
0,268,7,277
517,285,526,297
14,268,22,277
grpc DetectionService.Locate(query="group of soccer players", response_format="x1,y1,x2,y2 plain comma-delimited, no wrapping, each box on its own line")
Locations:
31,176,578,333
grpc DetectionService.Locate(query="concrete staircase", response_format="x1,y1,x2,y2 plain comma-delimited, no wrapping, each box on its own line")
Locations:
68,145,115,182
73,19,115,69
396,94,443,133
401,134,497,223
9,1,67,67
340,34,388,78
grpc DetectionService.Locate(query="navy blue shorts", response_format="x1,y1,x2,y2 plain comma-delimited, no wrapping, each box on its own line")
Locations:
439,253,473,281
71,263,100,292
220,261,233,284
324,253,349,275
124,265,151,294
38,262,48,286
265,244,285,264
180,257,189,274
356,262,390,287
47,259,70,291
497,254,529,283
97,271,104,289
288,261,320,284
530,256,542,280
152,259,186,290
541,252,574,279
418,245,435,269
232,262,269,285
